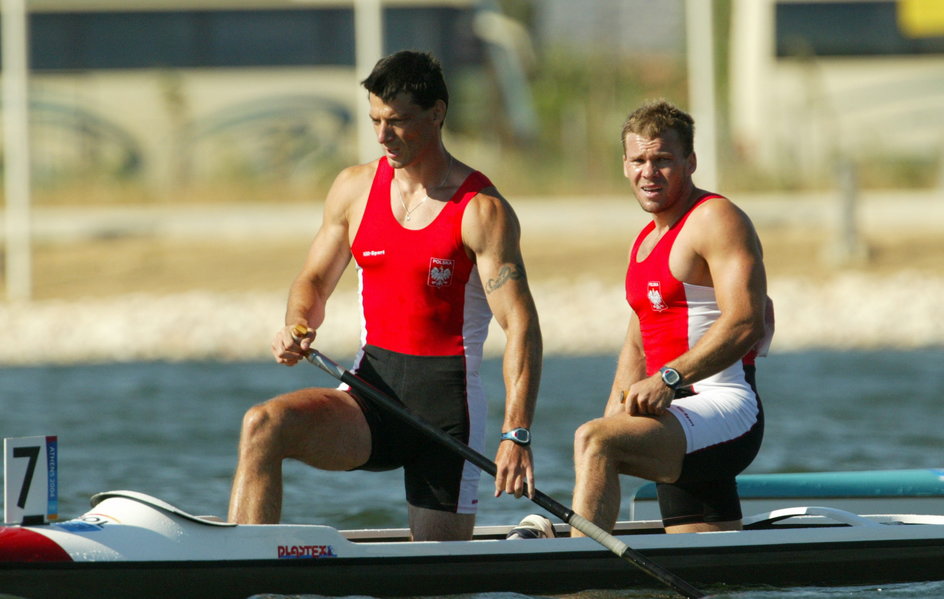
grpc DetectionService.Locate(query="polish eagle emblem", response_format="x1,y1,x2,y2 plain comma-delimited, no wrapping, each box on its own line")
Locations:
428,257,455,288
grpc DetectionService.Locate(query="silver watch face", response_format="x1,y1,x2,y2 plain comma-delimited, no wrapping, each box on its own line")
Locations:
661,368,681,386
503,428,531,445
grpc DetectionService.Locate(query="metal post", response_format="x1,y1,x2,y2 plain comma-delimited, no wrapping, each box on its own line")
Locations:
826,158,869,266
2,0,32,302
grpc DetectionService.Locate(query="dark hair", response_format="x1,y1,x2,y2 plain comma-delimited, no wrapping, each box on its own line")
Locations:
620,99,695,156
361,51,449,113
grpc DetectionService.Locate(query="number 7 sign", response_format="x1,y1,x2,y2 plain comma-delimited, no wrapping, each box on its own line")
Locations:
4,436,58,524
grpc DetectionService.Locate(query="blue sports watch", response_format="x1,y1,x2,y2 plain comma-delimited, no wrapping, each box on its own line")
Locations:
500,428,531,447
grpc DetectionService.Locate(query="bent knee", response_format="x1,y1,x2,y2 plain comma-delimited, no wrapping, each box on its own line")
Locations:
574,418,608,455
240,399,289,445
239,396,314,462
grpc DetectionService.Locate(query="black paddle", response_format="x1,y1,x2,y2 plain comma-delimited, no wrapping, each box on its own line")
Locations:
295,338,708,598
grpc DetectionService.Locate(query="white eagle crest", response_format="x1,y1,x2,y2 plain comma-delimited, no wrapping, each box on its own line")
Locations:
428,257,455,288
429,265,453,287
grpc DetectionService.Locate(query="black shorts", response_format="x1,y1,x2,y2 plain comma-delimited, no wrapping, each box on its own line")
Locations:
348,345,475,513
657,366,765,527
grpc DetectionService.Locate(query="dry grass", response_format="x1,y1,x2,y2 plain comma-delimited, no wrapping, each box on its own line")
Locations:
11,226,942,302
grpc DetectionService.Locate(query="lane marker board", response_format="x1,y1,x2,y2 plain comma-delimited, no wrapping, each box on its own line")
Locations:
4,436,58,524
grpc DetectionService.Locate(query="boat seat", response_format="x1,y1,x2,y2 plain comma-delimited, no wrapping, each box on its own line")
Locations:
743,505,882,528
90,490,235,527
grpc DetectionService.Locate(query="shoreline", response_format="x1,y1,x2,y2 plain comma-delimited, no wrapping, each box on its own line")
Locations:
2,193,942,365
2,268,941,366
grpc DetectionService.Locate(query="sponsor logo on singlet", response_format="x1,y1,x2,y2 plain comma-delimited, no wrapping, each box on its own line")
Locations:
428,257,455,288
362,249,385,257
647,281,668,312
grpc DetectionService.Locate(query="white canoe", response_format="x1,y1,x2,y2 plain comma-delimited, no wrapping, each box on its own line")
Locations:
2,481,944,599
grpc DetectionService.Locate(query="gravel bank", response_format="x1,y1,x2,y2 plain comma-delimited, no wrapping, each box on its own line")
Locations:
2,269,941,366
3,192,941,364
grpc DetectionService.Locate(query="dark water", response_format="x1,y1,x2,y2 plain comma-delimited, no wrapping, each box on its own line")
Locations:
3,349,944,598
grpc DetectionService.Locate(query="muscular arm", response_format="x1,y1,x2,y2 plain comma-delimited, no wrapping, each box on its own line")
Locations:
668,198,768,384
463,190,543,498
274,166,366,364
622,198,768,416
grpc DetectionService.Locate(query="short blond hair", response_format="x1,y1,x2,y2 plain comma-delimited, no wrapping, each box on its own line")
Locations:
620,100,695,156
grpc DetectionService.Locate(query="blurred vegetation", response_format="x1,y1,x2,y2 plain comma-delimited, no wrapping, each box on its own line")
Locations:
9,0,941,207
23,49,691,206
457,50,688,198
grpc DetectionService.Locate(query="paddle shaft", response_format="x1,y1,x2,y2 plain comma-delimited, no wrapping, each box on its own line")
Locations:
302,348,707,599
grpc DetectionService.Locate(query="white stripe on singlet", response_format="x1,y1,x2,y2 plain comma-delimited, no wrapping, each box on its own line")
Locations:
667,283,760,454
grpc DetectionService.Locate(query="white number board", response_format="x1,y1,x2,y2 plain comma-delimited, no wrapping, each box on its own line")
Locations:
4,436,58,524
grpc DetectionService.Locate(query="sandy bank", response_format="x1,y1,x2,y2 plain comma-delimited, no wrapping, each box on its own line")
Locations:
2,193,941,364
2,268,941,366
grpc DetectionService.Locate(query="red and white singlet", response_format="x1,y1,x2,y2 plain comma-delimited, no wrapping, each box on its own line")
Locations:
350,158,493,359
626,194,768,454
347,159,494,513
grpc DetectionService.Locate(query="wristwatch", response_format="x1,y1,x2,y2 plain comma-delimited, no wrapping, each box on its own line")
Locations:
659,366,683,390
500,428,531,447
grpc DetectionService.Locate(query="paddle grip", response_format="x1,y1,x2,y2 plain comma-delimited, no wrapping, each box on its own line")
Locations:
569,513,629,554
291,324,311,342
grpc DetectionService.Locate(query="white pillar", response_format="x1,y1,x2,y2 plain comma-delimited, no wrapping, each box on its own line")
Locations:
729,0,775,167
2,0,32,302
686,0,719,191
355,0,383,164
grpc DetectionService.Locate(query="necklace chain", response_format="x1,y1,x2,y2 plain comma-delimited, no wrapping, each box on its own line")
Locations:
394,155,454,222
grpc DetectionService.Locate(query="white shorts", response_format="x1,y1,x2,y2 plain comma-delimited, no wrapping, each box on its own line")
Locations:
667,383,762,455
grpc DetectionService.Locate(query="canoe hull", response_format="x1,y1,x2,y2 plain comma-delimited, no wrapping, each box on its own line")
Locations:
3,490,944,598
4,537,944,599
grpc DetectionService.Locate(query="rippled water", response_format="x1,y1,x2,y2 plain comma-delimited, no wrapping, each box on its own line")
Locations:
3,349,943,597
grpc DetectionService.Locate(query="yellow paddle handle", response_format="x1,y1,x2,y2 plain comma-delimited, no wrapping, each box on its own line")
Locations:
291,324,311,342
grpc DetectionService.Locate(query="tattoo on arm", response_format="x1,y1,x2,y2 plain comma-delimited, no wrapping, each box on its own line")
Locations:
486,264,525,293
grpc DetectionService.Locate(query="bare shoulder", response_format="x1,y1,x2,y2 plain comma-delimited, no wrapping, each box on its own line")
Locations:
672,193,765,286
461,184,524,258
327,162,377,205
693,193,751,221
464,185,520,230
322,160,379,225
688,194,759,241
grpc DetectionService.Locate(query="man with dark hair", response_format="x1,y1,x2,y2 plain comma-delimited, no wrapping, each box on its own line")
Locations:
571,99,772,534
362,51,449,112
227,51,543,542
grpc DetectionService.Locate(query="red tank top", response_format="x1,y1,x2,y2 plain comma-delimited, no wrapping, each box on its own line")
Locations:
350,159,493,356
626,194,760,375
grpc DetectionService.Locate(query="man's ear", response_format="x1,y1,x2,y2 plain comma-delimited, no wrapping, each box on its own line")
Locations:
432,99,447,126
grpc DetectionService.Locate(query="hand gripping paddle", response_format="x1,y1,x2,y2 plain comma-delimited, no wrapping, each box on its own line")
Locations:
292,327,708,598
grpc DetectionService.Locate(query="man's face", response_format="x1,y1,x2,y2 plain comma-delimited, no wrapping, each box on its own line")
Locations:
368,92,444,169
622,128,696,214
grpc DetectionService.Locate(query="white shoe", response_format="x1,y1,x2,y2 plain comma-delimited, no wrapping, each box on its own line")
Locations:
505,514,555,539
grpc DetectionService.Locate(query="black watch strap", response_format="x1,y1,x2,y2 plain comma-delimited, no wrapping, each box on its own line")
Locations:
659,366,683,390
